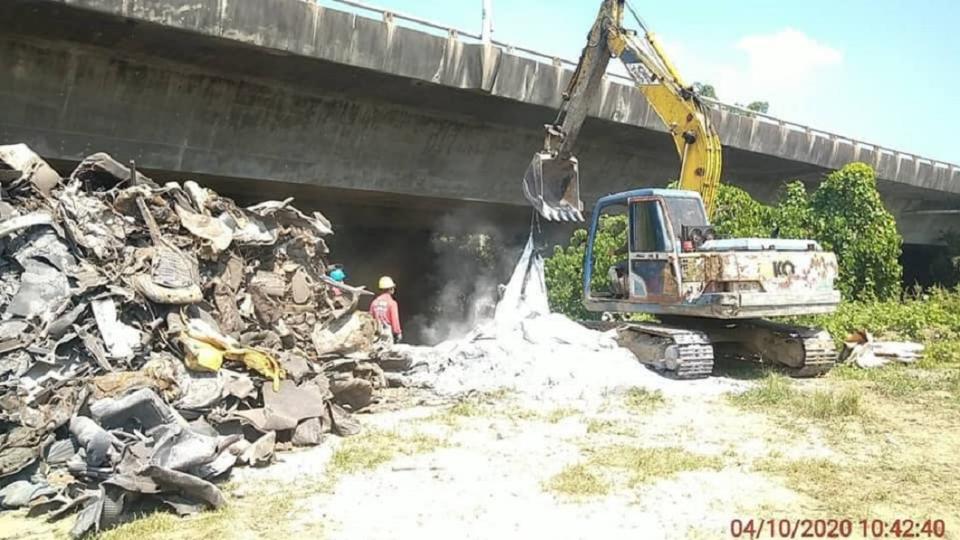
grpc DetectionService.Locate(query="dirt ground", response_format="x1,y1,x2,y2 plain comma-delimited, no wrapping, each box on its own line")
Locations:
3,363,959,540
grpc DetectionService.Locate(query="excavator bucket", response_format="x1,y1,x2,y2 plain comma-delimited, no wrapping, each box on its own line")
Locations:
521,152,584,222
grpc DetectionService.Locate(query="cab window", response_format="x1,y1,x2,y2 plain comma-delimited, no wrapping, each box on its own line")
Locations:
630,200,672,252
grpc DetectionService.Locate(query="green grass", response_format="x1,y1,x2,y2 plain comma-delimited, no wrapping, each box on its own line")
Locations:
756,456,960,519
623,387,665,412
545,407,579,423
585,418,638,437
829,363,960,404
801,388,863,419
447,400,485,417
920,339,960,368
426,390,527,426
97,511,226,540
426,398,491,426
740,360,960,529
730,373,794,406
792,288,960,346
585,445,722,487
96,481,322,540
831,364,927,397
329,430,446,476
729,374,863,421
544,464,611,497
545,446,722,498
712,361,772,380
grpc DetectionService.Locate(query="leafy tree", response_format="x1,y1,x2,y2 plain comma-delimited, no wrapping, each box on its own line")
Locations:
772,181,813,239
746,101,770,114
544,214,627,320
809,163,902,300
690,82,769,113
693,82,717,99
710,184,774,238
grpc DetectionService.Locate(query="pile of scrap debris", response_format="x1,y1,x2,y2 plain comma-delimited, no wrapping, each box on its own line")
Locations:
0,144,390,536
841,330,924,368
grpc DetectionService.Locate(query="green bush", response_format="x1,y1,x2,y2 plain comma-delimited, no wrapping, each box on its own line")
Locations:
713,164,904,301
544,214,627,320
922,340,960,368
808,163,902,300
710,183,775,238
793,287,960,367
772,181,814,240
799,287,960,344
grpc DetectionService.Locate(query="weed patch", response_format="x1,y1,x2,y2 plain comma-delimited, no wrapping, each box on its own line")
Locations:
829,364,960,403
585,418,637,437
757,457,960,520
585,445,722,487
447,400,485,418
545,407,579,423
329,430,445,476
97,481,323,540
544,464,610,497
730,374,863,421
623,388,665,412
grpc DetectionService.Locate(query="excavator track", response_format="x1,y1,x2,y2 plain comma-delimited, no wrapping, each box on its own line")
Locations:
608,318,836,379
615,323,714,379
757,321,837,378
662,317,838,378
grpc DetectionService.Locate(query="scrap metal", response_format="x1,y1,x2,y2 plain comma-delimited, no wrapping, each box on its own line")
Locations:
0,144,387,536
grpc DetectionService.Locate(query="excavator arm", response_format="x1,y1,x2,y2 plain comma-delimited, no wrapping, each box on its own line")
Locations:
521,0,722,221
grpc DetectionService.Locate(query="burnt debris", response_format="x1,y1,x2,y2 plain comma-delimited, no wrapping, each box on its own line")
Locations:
0,145,398,536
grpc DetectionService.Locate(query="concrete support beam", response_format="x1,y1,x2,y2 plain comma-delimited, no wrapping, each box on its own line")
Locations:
1,0,959,245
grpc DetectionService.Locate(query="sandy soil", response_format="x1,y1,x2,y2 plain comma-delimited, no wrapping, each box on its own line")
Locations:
293,378,828,540
5,366,957,540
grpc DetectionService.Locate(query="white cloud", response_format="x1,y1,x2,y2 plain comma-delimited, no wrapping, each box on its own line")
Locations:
736,28,842,92
658,29,843,117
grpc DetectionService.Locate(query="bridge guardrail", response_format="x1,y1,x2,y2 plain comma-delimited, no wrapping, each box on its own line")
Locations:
323,0,956,174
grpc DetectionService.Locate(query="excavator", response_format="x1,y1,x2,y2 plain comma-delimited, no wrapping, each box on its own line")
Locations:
521,0,840,378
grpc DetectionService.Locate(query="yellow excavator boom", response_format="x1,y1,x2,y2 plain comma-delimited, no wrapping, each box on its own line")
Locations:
521,0,723,220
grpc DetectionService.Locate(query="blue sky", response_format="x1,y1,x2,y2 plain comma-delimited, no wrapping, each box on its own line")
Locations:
319,0,959,164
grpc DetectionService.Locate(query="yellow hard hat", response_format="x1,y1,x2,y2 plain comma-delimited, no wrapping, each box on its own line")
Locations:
378,276,396,289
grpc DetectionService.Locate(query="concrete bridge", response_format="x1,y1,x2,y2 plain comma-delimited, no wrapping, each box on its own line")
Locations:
2,0,959,247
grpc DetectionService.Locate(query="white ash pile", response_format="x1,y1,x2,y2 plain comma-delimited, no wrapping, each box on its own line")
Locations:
400,235,667,403
0,145,391,537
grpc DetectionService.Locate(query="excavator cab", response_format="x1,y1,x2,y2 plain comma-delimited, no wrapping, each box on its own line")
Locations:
583,188,840,321
583,189,708,307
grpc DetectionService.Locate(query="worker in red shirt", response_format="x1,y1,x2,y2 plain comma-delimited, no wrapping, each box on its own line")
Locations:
370,276,402,343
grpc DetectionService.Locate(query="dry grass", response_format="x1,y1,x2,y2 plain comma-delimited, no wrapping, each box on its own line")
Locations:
425,390,537,426
729,374,864,421
585,445,723,487
545,444,723,499
544,464,611,497
585,418,638,437
96,481,324,540
545,407,579,423
623,387,666,412
329,429,445,476
756,456,960,522
741,364,960,530
830,363,960,404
